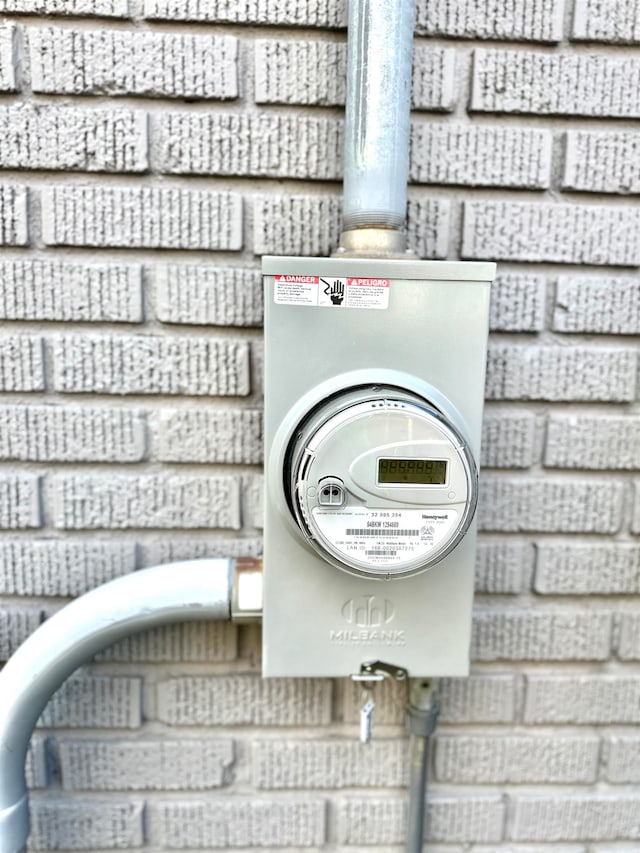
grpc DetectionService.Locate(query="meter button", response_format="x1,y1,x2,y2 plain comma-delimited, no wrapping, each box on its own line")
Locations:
318,477,346,507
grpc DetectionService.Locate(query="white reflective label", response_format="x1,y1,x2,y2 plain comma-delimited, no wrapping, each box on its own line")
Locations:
274,276,390,309
312,506,458,567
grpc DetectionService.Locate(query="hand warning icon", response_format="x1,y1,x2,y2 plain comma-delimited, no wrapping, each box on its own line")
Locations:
321,277,345,306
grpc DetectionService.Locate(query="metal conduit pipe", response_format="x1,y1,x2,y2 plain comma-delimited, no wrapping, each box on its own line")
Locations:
340,0,415,248
0,558,262,853
406,681,440,853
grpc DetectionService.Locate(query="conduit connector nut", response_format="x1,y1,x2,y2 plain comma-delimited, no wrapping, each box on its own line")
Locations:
231,557,263,623
407,679,440,737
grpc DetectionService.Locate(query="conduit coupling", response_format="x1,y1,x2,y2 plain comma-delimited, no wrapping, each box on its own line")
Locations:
0,558,262,853
341,0,415,241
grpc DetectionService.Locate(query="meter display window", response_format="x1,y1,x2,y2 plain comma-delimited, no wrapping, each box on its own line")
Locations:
377,458,447,486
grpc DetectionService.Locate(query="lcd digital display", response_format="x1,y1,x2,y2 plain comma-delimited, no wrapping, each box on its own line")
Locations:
378,458,448,485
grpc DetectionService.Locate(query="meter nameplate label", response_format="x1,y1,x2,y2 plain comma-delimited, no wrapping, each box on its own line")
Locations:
311,507,458,568
274,275,390,310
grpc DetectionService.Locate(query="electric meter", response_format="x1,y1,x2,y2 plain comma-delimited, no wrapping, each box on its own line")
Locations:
262,255,495,677
285,386,477,579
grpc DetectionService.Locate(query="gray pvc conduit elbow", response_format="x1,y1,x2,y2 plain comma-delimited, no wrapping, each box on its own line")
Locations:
0,558,234,853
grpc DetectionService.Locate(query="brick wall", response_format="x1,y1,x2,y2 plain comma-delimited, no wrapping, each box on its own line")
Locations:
0,0,638,850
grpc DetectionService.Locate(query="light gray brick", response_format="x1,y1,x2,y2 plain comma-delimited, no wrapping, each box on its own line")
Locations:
463,200,640,266
475,539,530,594
0,335,44,392
153,409,262,464
481,411,537,468
406,198,451,258
0,260,142,323
52,335,250,396
41,186,242,250
253,193,341,257
472,49,640,117
140,536,263,566
337,796,505,844
564,130,640,193
53,472,240,530
0,604,47,660
26,736,49,789
158,675,331,726
410,123,551,188
254,39,345,106
254,739,407,788
603,736,640,782
0,405,145,462
144,0,343,24
96,622,237,663
553,275,640,334
156,265,262,327
489,272,546,332
253,193,449,258
342,674,518,725
157,112,342,180
0,539,136,596
412,44,457,111
255,40,456,111
29,27,237,99
0,105,146,172
150,799,325,848
472,610,612,661
439,675,519,723
545,415,640,469
635,481,640,535
524,675,640,724
416,0,563,40
0,473,41,529
0,0,129,14
479,477,623,533
30,800,144,850
573,0,640,42
485,345,637,402
39,675,141,728
535,544,640,595
60,739,233,791
0,185,28,245
511,795,640,841
242,473,263,530
0,23,17,92
616,613,640,660
435,735,599,784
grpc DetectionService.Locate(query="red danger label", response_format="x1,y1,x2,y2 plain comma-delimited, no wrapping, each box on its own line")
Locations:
347,278,390,287
275,275,319,283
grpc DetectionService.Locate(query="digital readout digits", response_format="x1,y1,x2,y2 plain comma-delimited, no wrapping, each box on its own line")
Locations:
378,458,448,486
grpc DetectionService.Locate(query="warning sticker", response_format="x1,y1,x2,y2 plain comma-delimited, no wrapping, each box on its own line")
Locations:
274,275,390,309
312,507,458,567
274,275,319,305
346,277,390,309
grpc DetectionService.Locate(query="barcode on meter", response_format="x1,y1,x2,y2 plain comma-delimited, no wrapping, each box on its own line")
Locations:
346,528,419,537
366,550,397,557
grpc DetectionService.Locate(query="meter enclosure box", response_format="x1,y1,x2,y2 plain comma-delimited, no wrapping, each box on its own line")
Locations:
263,256,495,678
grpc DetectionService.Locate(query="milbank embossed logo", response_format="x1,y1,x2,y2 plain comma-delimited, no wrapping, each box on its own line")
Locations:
342,595,395,627
329,595,406,646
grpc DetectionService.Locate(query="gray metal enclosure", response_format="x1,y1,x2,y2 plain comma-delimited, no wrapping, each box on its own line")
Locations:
263,256,493,677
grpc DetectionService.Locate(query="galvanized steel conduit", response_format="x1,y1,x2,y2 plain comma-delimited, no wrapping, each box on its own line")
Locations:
342,0,415,232
0,559,235,853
